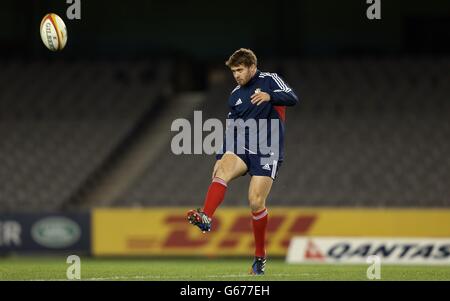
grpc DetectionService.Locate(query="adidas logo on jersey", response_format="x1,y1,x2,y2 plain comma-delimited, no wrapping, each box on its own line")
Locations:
262,163,271,171
235,98,242,106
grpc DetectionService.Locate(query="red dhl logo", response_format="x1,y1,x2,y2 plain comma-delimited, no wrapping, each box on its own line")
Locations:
127,213,317,253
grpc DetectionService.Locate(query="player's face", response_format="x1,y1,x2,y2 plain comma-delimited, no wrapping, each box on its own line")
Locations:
230,64,256,86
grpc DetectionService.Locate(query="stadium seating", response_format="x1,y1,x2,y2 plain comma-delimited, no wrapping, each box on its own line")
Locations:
117,57,450,207
1,57,449,211
0,59,171,211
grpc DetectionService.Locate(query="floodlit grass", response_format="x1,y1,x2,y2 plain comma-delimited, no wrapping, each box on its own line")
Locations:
0,257,449,281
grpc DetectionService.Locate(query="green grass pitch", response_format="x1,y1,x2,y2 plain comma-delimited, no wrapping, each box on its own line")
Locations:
0,257,449,281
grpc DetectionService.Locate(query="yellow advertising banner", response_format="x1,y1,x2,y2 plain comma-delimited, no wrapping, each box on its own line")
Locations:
92,208,450,256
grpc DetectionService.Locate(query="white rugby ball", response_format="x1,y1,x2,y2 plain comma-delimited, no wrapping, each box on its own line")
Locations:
40,13,67,51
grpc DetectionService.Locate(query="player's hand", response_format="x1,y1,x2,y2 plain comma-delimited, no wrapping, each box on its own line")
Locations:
251,91,271,106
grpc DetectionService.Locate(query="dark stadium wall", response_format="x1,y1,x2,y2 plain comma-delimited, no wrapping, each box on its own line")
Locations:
1,0,449,59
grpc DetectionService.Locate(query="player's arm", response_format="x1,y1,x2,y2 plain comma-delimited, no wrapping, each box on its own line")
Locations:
266,73,299,106
251,73,299,106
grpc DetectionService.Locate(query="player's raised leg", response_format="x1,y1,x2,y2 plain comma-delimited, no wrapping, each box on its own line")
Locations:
248,175,273,275
187,152,247,232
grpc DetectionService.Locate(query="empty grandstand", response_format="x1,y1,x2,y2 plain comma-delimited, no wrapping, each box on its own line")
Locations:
1,57,448,211
0,59,172,211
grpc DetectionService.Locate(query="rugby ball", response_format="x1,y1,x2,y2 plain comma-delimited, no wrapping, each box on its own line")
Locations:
40,13,67,51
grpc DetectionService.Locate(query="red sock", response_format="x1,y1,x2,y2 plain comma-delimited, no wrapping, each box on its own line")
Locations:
202,177,227,217
252,208,268,258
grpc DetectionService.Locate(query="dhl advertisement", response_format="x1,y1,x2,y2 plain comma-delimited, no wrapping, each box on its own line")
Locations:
92,208,450,256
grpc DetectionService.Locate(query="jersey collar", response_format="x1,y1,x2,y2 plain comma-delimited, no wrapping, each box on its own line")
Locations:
244,69,261,87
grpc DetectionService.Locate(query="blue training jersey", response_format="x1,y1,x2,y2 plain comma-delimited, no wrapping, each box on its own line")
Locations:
216,70,299,162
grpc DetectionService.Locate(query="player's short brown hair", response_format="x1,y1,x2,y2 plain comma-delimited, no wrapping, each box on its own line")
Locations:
225,48,257,68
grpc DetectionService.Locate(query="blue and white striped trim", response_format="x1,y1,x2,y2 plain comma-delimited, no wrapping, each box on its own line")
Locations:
271,160,278,179
259,72,292,93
